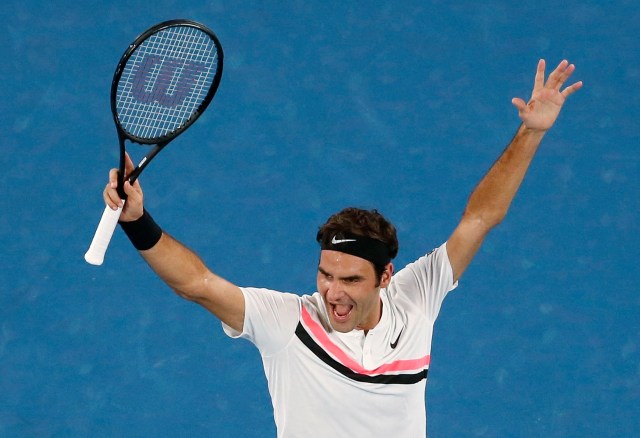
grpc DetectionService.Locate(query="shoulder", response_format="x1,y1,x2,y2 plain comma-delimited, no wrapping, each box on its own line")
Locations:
241,287,304,312
229,288,307,353
386,242,457,311
392,242,451,281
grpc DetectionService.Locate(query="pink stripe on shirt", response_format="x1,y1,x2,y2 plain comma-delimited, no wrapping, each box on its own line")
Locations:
301,306,429,375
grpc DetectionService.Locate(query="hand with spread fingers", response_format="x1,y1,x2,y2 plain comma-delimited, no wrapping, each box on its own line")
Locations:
512,59,583,131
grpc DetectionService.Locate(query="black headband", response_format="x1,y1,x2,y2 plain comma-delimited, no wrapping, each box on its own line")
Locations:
318,232,392,266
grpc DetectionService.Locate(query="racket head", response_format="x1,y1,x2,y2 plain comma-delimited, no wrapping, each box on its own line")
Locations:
111,19,224,145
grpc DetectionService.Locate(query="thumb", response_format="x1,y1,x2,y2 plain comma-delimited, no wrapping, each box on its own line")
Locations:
511,97,527,111
123,179,143,202
124,152,136,176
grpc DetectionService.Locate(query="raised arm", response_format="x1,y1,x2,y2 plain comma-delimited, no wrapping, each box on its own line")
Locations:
104,154,245,332
446,59,583,283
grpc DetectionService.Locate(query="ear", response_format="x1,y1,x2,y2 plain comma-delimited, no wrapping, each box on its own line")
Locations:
379,263,394,288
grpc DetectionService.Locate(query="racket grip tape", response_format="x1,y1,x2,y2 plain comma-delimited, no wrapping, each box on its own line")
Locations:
84,203,124,265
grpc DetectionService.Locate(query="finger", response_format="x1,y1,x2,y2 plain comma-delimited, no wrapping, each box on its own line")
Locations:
125,159,143,192
533,59,546,92
108,168,119,189
557,63,576,89
130,177,142,191
124,152,136,177
511,97,528,112
547,59,570,90
123,181,144,217
561,80,583,98
124,174,143,195
104,167,125,209
104,180,123,210
123,180,141,201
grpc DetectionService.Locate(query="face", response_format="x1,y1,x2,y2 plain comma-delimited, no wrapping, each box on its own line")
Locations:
317,250,393,333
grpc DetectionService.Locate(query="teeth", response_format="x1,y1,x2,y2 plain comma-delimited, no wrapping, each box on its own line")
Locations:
334,304,352,317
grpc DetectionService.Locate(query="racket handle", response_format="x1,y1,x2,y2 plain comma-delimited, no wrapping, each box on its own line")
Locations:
84,202,124,265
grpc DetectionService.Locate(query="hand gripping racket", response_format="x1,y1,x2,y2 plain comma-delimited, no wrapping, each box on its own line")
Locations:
85,19,223,265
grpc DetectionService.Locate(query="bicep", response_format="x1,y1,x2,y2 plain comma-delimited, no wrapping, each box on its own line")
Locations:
141,233,246,332
193,275,245,333
446,217,491,283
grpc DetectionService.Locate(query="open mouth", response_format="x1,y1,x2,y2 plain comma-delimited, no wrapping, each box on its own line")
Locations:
330,303,354,322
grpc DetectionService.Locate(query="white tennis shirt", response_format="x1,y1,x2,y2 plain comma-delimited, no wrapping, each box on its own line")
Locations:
223,243,457,437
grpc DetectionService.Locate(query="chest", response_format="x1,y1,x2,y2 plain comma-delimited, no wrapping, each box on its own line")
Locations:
295,303,433,377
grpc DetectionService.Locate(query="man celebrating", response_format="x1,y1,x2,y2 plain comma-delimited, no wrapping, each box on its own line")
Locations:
104,59,582,436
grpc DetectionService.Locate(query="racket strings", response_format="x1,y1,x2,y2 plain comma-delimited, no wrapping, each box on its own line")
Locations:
116,25,220,141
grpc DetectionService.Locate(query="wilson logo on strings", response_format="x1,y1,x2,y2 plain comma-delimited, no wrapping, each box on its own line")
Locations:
131,55,206,108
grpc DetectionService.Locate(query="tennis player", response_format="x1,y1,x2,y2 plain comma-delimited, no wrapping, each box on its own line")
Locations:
104,59,581,437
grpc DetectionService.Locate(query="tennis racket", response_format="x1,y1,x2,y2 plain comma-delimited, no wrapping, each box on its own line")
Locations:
84,19,223,265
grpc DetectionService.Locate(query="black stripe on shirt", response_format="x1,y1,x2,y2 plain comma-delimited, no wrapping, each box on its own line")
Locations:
295,323,427,385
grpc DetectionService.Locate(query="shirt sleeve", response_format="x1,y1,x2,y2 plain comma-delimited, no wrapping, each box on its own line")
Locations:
222,287,302,357
387,242,458,321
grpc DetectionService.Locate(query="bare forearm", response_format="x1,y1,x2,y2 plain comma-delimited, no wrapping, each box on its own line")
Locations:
140,232,212,300
447,59,581,282
463,124,546,228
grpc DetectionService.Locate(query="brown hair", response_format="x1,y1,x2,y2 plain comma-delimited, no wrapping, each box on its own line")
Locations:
316,207,399,280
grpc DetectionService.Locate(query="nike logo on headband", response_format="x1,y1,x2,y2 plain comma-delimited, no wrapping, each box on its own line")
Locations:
331,236,357,244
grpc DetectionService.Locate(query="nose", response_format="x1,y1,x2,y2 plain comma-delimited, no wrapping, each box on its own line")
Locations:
324,279,345,301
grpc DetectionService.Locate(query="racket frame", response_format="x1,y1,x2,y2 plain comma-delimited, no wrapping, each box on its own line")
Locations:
112,19,224,197
85,19,223,265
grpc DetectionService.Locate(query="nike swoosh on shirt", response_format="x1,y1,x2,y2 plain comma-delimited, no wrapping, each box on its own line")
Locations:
331,236,357,244
390,328,404,349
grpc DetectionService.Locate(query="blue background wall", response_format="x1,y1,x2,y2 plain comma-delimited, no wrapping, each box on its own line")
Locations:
1,1,638,436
